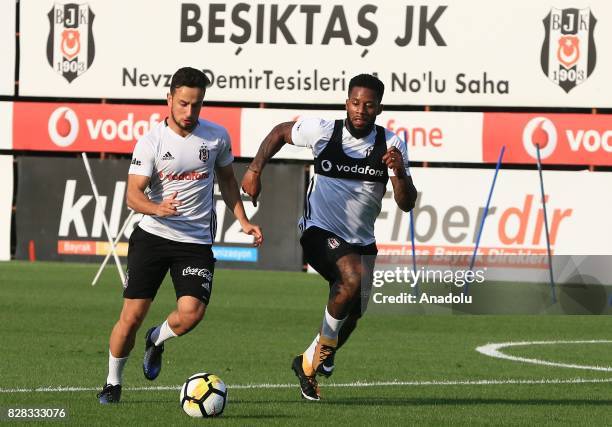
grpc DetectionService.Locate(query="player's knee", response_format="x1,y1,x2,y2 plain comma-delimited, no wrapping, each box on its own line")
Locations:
331,281,360,307
119,311,146,331
341,271,362,293
185,309,205,328
341,269,362,288
177,305,206,333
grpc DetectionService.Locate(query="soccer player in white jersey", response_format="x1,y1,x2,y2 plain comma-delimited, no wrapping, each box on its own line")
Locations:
97,67,263,404
241,74,417,401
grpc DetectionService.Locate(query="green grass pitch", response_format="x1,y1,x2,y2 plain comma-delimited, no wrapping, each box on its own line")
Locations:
0,261,611,425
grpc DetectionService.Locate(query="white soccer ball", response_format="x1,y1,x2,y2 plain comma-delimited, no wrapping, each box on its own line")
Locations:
179,372,227,417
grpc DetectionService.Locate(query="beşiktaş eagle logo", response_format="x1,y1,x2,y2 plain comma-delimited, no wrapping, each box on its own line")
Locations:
47,2,96,83
199,145,209,162
540,7,597,93
327,237,340,250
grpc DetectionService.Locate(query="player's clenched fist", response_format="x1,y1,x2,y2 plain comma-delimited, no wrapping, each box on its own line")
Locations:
382,147,406,177
241,167,262,207
156,191,182,217
241,221,264,247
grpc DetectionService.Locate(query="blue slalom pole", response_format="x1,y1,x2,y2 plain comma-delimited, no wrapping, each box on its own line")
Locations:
409,210,417,274
403,131,418,297
464,145,505,296
409,204,419,298
535,143,557,304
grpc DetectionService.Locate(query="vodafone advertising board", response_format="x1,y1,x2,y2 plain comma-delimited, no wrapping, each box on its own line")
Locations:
12,102,242,155
240,109,483,162
18,0,612,107
483,113,612,166
375,167,612,256
13,103,482,163
0,1,15,96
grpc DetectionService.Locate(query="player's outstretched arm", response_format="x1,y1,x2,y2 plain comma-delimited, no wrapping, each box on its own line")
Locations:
383,147,417,212
216,164,263,247
241,121,295,206
126,174,181,217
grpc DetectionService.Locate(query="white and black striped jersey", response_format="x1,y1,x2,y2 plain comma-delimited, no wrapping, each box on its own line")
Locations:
128,119,233,244
293,117,410,246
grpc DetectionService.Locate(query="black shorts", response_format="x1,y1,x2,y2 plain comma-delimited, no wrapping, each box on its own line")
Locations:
300,226,378,286
123,226,215,304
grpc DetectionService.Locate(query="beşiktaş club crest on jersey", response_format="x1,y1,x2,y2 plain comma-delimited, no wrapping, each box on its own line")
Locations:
327,237,340,250
47,2,96,83
540,7,596,93
199,145,209,162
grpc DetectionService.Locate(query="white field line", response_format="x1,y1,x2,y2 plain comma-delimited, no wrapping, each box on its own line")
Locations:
3,340,612,394
2,378,612,394
476,340,612,372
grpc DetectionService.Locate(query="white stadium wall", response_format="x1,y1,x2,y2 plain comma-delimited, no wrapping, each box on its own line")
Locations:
0,102,13,150
0,1,15,96
18,0,612,107
8,0,612,278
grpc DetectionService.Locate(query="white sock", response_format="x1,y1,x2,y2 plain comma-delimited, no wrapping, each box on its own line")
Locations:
106,350,128,386
321,307,346,341
304,334,319,364
151,320,177,346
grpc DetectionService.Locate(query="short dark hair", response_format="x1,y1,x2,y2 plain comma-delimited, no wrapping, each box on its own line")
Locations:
170,67,210,93
348,74,385,103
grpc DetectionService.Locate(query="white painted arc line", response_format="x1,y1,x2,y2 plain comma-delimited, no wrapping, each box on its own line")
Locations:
476,340,612,372
2,378,612,394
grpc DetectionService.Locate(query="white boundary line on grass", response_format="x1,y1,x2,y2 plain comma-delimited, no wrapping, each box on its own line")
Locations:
476,340,612,372
2,378,612,394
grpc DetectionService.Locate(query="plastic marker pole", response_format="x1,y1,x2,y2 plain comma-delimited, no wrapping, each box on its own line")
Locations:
402,131,418,296
82,153,126,285
464,145,505,296
535,144,556,304
92,209,136,286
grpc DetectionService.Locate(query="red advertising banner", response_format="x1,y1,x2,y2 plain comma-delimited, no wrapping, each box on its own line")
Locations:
12,102,242,155
483,113,612,166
